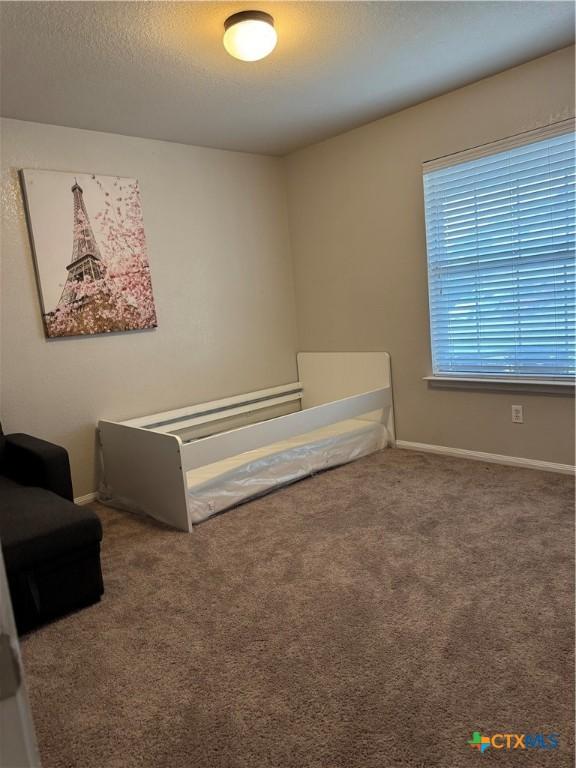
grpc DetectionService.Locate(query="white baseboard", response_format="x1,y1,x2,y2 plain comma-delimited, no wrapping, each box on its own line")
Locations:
74,492,98,505
395,441,575,475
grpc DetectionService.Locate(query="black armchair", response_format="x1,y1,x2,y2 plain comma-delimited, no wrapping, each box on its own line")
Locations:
0,424,103,633
3,432,74,500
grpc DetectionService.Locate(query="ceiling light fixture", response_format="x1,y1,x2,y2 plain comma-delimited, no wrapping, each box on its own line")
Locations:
223,11,277,62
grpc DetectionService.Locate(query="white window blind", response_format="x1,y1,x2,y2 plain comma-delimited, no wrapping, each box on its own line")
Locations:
423,122,575,380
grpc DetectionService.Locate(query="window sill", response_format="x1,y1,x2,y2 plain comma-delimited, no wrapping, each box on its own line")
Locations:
424,375,575,395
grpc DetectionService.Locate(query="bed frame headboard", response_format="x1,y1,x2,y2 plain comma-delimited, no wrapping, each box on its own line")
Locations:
297,352,395,442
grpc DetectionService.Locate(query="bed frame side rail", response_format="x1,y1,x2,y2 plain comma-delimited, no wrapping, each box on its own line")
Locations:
181,387,391,472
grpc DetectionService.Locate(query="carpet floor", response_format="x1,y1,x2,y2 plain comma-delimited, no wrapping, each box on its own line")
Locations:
21,449,574,768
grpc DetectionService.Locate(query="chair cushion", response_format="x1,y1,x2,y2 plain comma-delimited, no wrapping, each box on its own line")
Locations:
0,485,102,572
0,475,20,492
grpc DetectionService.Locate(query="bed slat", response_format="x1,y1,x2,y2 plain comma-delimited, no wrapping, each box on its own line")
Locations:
121,382,303,430
152,392,303,435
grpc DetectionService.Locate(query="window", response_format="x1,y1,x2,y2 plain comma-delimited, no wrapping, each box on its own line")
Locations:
423,122,575,381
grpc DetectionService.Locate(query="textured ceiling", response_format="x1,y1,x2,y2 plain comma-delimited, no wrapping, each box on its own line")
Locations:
0,1,574,156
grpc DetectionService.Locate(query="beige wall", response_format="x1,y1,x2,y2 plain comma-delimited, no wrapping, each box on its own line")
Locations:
285,46,575,466
0,118,298,497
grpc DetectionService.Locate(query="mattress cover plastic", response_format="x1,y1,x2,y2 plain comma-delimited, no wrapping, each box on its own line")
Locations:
186,418,385,523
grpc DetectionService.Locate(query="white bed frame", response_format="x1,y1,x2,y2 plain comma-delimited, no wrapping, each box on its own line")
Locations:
98,352,394,532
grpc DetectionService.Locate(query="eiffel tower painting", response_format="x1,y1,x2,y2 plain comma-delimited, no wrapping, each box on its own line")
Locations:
58,180,106,306
21,169,158,338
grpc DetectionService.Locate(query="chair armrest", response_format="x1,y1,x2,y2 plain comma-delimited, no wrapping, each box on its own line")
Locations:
3,434,74,501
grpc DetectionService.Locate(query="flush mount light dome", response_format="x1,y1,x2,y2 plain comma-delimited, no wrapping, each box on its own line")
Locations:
223,11,277,62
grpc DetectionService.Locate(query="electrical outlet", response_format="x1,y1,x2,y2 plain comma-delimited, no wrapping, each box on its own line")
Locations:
511,405,523,424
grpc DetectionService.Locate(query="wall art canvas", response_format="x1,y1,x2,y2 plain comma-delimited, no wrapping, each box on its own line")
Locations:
21,169,158,338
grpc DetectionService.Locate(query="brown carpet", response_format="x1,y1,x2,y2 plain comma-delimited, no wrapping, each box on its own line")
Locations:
21,449,574,768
